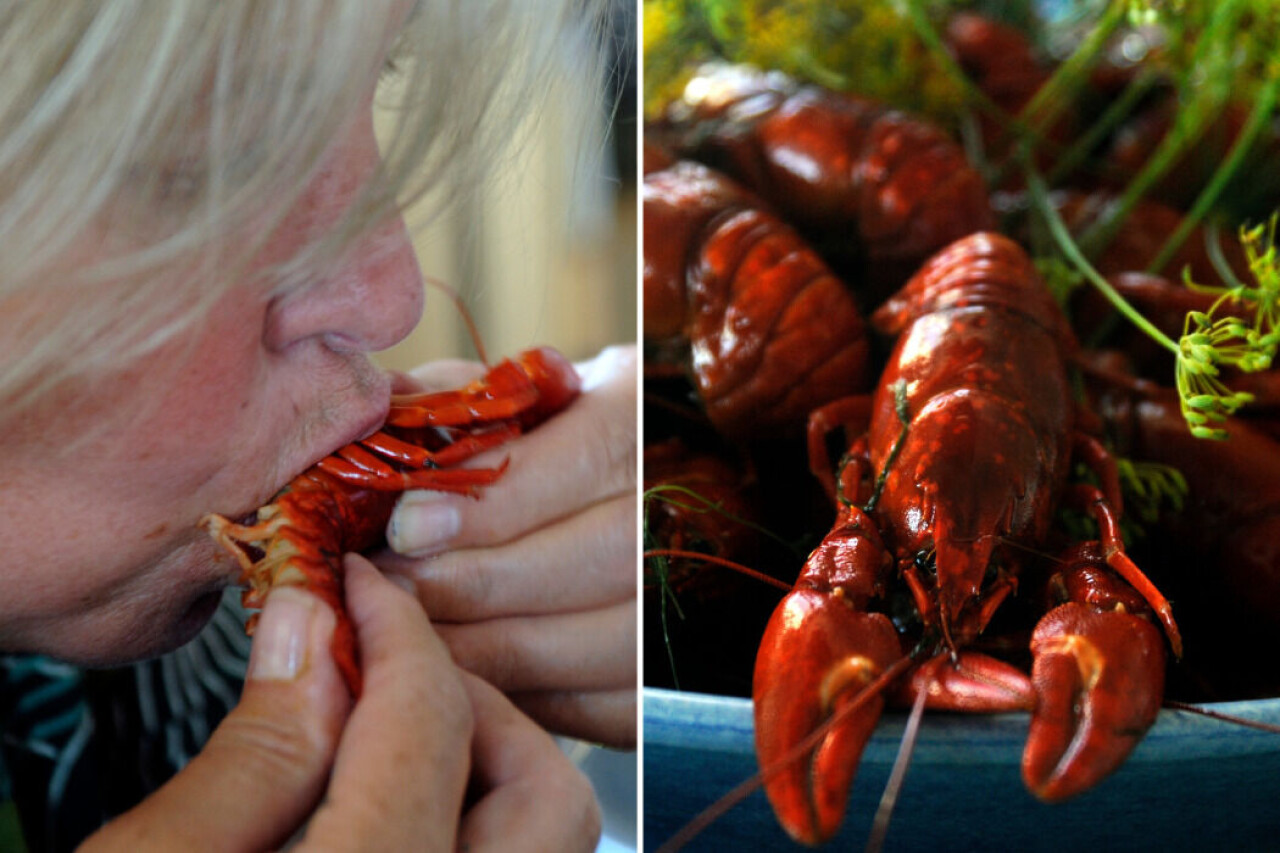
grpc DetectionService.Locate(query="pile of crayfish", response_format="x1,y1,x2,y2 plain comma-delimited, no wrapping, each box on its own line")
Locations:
643,8,1280,847
203,346,580,696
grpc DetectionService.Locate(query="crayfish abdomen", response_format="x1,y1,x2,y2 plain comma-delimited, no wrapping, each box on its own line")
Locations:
652,63,995,306
644,158,871,440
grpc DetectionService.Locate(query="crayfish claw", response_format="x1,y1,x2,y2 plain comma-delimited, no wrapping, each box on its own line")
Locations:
753,590,903,845
1022,603,1165,802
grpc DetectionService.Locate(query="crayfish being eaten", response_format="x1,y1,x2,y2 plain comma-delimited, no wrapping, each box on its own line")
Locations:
202,346,581,695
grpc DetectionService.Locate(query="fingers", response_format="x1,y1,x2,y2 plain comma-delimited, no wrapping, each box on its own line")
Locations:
511,688,637,749
377,344,639,748
457,673,602,853
380,491,634,621
386,345,636,556
81,587,351,852
303,554,474,852
436,599,636,695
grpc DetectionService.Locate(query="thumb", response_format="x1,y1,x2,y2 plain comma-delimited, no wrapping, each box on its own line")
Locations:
83,587,352,852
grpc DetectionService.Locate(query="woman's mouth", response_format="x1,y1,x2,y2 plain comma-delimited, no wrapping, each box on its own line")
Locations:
218,391,390,527
346,402,390,446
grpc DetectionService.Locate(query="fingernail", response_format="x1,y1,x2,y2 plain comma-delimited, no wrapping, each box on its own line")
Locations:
247,587,317,682
388,491,461,556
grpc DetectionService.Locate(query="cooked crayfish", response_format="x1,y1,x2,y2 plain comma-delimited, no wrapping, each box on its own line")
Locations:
650,63,995,307
201,346,581,695
752,233,1181,844
643,157,871,440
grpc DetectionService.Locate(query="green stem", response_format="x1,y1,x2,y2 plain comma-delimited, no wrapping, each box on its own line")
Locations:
900,0,1011,121
906,0,1126,188
1205,220,1246,290
1046,67,1158,185
1148,62,1280,274
863,380,910,515
1026,162,1180,355
1076,0,1244,260
1017,0,1127,135
643,499,683,689
899,0,1058,155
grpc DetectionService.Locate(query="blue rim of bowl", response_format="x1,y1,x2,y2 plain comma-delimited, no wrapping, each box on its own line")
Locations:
643,686,1280,763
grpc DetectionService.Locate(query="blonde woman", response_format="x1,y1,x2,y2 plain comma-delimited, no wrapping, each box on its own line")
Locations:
0,2,634,850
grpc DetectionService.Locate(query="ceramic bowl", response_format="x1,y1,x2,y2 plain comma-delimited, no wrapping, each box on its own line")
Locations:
643,687,1280,851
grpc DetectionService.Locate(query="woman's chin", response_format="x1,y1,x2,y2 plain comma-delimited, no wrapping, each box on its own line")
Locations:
64,586,233,667
169,587,229,647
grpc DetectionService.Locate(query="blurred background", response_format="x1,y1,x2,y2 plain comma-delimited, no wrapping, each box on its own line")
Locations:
373,4,636,371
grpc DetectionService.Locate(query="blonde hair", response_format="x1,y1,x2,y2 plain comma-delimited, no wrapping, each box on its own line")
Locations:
0,0,609,421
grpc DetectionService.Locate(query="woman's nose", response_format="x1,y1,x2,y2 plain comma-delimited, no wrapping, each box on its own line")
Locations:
262,112,425,354
269,216,425,354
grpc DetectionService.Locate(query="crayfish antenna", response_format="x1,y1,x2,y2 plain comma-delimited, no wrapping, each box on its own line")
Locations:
642,549,792,593
652,773,766,853
655,653,916,852
422,275,489,366
865,679,928,853
1162,701,1280,734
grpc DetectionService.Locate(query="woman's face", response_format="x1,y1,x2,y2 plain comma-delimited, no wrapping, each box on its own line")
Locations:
0,109,424,664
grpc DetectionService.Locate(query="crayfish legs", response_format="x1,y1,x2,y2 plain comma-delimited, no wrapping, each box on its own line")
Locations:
203,469,394,695
201,347,581,695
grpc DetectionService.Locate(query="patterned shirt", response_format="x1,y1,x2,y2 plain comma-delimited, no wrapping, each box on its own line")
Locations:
0,590,252,852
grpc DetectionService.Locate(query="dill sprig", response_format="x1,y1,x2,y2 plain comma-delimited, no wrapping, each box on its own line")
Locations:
642,485,690,687
1116,458,1188,538
1027,160,1280,441
1175,216,1280,439
643,483,795,552
642,0,718,118
1060,457,1187,545
1035,255,1087,310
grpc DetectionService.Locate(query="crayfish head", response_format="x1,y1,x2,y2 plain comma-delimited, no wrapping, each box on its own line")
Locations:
517,346,582,424
882,388,1042,645
933,529,998,637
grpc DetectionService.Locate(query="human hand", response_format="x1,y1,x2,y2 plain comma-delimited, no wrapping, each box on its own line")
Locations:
81,554,600,851
378,343,637,748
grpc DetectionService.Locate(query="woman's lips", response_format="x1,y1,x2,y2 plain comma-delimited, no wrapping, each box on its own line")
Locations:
347,401,390,445
223,398,389,526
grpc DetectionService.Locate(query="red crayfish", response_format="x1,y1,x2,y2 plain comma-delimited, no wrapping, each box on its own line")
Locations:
752,233,1181,844
650,63,995,307
643,155,871,440
201,346,581,695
